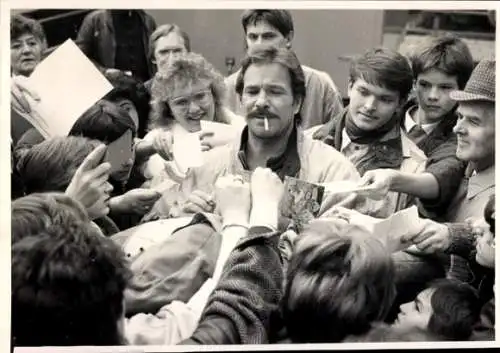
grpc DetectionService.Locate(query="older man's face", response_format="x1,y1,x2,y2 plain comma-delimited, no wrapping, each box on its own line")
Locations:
453,101,495,170
153,32,187,71
11,33,43,76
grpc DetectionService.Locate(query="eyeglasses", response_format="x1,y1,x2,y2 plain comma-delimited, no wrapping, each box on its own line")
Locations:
169,89,212,111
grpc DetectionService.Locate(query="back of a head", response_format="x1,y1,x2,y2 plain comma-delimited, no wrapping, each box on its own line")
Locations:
427,279,481,340
349,47,414,102
10,14,47,48
241,9,294,37
11,192,88,244
410,34,474,89
11,219,131,346
17,136,100,194
69,100,136,144
282,220,396,343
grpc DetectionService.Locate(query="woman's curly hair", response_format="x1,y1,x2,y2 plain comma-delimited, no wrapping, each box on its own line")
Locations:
149,52,230,130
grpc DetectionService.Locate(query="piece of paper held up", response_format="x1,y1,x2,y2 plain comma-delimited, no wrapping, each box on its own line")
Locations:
27,39,113,137
349,206,423,253
172,124,204,173
322,180,378,195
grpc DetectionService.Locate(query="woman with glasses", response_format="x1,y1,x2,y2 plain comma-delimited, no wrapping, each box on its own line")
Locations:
138,52,245,191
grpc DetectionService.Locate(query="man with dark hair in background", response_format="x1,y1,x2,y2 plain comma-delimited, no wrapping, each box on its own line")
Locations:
77,9,157,82
225,9,344,129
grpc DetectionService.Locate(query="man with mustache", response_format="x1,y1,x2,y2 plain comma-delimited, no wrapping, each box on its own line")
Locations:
311,47,427,218
148,46,367,225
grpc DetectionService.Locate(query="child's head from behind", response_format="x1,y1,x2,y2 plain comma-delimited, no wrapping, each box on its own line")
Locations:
11,216,131,346
410,35,474,123
282,219,396,343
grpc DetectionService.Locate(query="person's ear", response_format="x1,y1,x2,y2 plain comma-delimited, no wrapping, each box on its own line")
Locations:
284,31,294,49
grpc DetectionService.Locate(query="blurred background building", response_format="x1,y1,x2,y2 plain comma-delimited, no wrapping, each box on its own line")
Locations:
11,9,496,99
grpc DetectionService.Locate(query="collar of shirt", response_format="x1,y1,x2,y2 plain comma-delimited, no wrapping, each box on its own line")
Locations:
404,106,440,135
237,125,300,180
465,164,495,199
341,126,405,154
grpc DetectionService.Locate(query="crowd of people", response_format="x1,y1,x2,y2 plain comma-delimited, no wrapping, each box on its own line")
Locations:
10,9,495,347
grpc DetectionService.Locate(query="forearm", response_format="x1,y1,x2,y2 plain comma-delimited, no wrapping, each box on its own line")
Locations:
390,171,440,200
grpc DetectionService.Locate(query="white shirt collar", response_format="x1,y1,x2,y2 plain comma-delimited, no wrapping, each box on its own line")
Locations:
404,107,440,134
341,129,351,150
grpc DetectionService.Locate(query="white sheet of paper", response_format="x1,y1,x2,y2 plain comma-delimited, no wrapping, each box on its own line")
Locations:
123,217,193,258
322,180,378,195
372,206,423,253
172,124,203,173
28,39,113,137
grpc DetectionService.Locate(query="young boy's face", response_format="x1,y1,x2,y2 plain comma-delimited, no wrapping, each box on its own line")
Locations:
475,213,495,268
415,68,459,123
394,288,435,330
347,78,401,131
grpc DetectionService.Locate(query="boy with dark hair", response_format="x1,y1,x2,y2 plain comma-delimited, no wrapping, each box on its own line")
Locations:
394,279,481,340
311,47,427,217
11,214,131,346
357,35,474,218
282,220,396,343
103,70,152,138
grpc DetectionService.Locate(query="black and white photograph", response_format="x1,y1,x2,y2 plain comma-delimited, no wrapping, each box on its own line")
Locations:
4,0,498,351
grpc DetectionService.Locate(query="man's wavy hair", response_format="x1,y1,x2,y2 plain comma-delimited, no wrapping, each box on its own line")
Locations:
149,51,229,130
235,45,305,124
282,219,396,343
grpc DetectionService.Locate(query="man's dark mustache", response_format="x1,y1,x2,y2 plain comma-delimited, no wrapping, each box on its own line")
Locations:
247,108,280,120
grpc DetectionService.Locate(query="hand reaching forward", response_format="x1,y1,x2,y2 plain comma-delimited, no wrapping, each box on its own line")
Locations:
65,144,113,220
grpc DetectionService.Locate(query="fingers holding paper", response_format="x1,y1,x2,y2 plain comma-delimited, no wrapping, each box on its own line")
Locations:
402,218,451,254
182,189,216,214
65,144,113,219
357,169,397,200
152,130,174,161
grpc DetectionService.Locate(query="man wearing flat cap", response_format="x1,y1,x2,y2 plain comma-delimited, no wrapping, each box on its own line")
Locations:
401,59,496,283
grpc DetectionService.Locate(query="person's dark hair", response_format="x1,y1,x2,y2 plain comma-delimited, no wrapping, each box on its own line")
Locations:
241,9,294,37
103,71,151,138
349,47,414,102
282,220,396,343
11,192,89,244
235,45,305,124
484,194,495,235
149,23,191,61
11,219,131,346
17,136,100,194
10,14,47,48
427,279,481,340
69,100,136,143
410,34,474,90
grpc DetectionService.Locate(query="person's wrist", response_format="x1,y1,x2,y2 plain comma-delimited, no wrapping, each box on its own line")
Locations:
249,204,279,230
221,210,249,227
109,195,125,213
